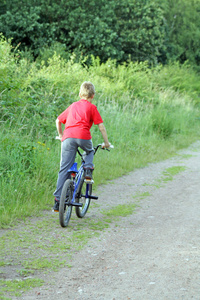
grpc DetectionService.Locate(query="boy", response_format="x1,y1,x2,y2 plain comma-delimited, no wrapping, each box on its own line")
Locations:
53,81,110,211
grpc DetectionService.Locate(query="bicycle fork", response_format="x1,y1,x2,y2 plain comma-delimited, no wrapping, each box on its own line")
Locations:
82,184,98,200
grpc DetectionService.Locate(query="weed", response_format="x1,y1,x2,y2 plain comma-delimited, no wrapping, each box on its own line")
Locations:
17,269,35,277
88,220,110,231
177,154,193,159
0,278,44,298
165,166,186,176
22,258,65,272
162,166,186,182
133,192,151,200
0,261,7,267
142,183,161,189
102,203,137,218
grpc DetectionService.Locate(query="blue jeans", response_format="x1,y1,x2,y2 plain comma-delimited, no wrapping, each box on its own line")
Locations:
53,138,94,201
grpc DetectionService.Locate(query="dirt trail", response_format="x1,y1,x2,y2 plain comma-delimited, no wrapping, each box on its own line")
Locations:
14,142,200,299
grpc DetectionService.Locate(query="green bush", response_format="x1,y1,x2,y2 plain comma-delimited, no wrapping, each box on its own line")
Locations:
151,62,200,104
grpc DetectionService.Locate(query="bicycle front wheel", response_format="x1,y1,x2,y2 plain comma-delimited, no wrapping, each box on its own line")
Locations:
75,179,91,218
59,179,73,227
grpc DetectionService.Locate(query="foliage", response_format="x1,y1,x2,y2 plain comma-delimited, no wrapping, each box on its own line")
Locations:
0,2,44,56
115,0,165,64
0,0,166,64
160,0,200,66
1,0,200,67
0,37,200,226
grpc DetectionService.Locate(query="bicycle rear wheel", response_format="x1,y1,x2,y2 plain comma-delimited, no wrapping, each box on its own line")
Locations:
59,179,73,227
75,179,92,218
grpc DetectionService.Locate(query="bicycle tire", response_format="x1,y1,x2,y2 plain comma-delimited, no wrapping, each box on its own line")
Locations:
75,179,92,218
59,179,73,227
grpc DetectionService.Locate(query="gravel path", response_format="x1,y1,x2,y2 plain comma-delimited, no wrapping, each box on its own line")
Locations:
18,141,200,300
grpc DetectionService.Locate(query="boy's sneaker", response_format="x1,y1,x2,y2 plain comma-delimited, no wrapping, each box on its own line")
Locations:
53,199,59,212
84,168,94,184
84,168,93,180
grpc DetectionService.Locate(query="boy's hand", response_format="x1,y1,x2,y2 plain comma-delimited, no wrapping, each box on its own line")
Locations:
56,136,62,141
102,142,111,149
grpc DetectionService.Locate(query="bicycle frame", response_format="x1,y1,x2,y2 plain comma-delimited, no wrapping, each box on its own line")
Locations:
69,162,84,204
67,145,103,205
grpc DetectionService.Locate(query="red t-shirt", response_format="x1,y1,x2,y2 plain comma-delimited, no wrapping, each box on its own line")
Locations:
58,99,103,141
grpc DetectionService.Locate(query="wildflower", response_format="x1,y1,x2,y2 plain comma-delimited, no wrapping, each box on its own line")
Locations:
37,141,46,146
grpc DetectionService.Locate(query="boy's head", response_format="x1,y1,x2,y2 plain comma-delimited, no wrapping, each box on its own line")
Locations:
79,81,95,100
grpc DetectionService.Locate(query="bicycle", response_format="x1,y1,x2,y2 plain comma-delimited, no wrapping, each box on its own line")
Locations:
58,143,113,227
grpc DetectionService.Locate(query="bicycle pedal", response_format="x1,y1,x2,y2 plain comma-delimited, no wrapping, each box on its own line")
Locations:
72,202,83,207
67,202,83,207
88,195,98,200
84,179,94,184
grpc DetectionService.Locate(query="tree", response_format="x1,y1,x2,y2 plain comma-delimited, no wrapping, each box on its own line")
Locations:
0,0,122,61
161,0,200,66
115,0,166,64
5,0,200,67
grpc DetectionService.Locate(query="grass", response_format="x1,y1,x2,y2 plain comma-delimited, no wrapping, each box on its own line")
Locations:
0,159,194,298
0,200,140,298
0,278,44,298
0,41,200,233
1,45,200,227
142,165,187,188
22,258,66,272
1,111,199,229
177,154,194,159
102,203,137,218
132,192,151,200
0,186,150,298
162,166,187,182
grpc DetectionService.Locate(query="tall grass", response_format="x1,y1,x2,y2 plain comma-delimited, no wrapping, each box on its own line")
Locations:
1,38,200,227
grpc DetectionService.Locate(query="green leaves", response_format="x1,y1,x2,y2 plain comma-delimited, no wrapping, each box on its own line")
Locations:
161,0,200,66
116,0,166,64
0,0,199,66
0,0,165,64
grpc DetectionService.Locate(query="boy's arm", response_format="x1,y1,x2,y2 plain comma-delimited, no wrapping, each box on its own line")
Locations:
98,123,110,148
56,118,63,140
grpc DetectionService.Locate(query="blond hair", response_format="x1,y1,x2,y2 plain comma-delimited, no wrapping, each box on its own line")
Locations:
79,81,95,99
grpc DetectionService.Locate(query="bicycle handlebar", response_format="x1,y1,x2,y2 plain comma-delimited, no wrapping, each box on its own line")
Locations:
94,143,114,154
77,143,114,157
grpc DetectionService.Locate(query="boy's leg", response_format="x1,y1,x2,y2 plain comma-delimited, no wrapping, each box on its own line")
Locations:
77,139,94,180
53,138,78,201
77,139,94,169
